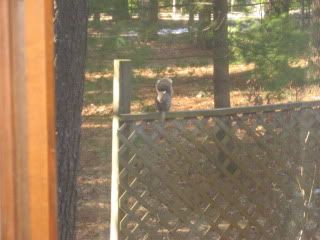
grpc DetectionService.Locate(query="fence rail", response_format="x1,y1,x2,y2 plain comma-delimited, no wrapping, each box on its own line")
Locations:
120,100,320,121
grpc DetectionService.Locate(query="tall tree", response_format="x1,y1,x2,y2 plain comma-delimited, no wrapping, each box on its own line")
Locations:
113,0,130,20
150,0,159,23
310,0,320,81
187,0,195,26
197,3,212,48
265,0,291,16
213,0,230,108
139,0,159,23
139,0,159,40
54,1,88,239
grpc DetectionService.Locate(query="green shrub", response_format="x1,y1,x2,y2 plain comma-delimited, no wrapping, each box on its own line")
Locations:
231,15,309,91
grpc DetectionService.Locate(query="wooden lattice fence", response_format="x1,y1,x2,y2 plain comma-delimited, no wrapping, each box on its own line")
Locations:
110,60,320,240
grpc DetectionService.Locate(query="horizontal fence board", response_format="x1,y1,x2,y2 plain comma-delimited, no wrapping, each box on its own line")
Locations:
119,101,320,121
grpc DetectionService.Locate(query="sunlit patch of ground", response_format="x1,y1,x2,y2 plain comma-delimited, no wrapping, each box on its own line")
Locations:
85,63,255,83
82,84,320,116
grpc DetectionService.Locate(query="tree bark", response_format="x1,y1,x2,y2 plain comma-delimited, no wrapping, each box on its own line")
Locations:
54,1,88,239
113,0,130,20
150,0,159,23
187,0,196,43
310,0,320,81
187,0,195,26
139,0,158,23
197,4,212,48
301,0,305,26
265,0,291,16
93,12,101,23
213,0,230,108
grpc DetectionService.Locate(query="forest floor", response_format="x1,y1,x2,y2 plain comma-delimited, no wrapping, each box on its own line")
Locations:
75,17,320,240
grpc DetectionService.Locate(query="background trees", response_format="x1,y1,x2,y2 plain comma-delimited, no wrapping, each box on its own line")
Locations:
85,0,319,103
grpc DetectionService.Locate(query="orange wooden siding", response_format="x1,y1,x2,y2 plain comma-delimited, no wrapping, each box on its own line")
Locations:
0,0,57,239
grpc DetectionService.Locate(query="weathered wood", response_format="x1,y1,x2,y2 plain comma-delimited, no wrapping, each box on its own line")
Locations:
171,121,275,238
118,131,192,239
113,59,132,116
194,120,282,226
117,132,207,235
119,127,270,239
111,59,132,240
134,125,253,239
112,100,320,239
214,117,286,210
122,184,182,239
120,100,320,121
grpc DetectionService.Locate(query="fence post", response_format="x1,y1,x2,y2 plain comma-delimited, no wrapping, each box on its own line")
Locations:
110,59,132,240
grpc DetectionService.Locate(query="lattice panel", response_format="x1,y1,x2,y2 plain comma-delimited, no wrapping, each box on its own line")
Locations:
115,107,320,240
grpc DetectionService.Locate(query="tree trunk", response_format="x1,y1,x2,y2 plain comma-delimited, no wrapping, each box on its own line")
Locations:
188,0,195,26
310,0,320,81
187,0,196,43
93,12,101,23
301,0,305,26
150,0,159,23
113,0,130,21
54,1,88,239
139,0,158,23
213,0,230,108
197,5,212,48
139,0,158,40
265,0,291,16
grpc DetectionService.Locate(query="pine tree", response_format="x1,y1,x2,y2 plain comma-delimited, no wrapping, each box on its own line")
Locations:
54,0,88,239
213,0,230,107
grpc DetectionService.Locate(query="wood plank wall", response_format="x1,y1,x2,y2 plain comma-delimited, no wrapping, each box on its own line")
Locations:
0,0,57,239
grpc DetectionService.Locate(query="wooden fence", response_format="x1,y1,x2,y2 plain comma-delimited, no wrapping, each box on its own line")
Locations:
111,60,320,240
